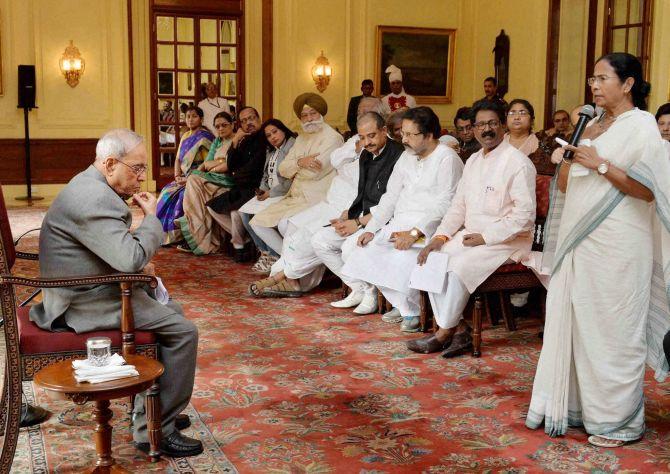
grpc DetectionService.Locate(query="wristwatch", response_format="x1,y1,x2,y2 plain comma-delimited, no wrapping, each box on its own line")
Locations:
597,160,611,175
409,228,422,239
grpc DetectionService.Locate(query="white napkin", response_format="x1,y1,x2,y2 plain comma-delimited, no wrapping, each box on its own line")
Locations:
72,354,139,384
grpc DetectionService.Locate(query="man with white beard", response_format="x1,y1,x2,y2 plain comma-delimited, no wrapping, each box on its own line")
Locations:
249,93,343,254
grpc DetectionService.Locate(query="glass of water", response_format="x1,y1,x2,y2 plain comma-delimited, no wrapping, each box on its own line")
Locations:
86,337,111,367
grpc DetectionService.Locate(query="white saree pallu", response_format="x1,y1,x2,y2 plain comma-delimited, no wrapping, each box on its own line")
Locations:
527,109,670,441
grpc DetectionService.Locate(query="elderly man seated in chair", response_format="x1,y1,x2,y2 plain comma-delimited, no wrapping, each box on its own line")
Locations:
29,129,201,458
406,100,536,356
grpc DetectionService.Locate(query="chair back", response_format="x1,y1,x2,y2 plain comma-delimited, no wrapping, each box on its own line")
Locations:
0,185,16,271
532,174,553,251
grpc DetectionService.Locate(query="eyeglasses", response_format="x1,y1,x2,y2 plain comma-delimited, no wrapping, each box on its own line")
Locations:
214,122,232,129
587,75,615,86
473,120,501,130
456,125,472,133
113,159,147,176
400,131,423,139
507,110,530,117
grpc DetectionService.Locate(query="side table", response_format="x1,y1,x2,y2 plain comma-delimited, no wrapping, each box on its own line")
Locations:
33,354,164,473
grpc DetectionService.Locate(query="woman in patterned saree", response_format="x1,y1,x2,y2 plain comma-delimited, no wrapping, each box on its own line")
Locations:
156,105,215,243
176,111,236,254
527,53,670,448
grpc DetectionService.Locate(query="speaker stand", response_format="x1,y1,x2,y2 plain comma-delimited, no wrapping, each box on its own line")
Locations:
15,106,43,202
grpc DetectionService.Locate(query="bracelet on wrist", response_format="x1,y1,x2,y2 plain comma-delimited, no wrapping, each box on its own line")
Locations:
433,235,448,244
562,157,572,166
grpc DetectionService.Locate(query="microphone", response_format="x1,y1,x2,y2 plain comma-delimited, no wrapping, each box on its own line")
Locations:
563,104,596,159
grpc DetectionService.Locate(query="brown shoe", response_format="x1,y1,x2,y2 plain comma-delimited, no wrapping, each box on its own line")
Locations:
441,331,473,358
406,334,452,354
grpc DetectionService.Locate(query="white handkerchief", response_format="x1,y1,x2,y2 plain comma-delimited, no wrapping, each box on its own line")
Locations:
75,365,137,377
408,252,450,293
571,138,592,177
74,369,139,384
72,353,126,370
155,276,170,305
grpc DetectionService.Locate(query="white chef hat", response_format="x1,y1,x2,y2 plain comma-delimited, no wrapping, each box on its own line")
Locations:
385,65,402,83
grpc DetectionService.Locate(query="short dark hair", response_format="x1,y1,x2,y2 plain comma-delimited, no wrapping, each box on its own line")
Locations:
655,103,670,121
453,106,473,126
402,106,441,139
260,118,297,149
471,99,505,124
185,105,204,119
357,111,385,131
237,106,260,119
361,79,373,87
213,111,234,127
507,99,535,120
553,109,570,120
597,52,651,110
484,76,497,86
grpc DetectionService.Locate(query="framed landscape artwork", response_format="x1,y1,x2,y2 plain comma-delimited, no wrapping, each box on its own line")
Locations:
375,26,456,104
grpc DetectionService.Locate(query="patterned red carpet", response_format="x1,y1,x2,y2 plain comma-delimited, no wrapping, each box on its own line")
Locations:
8,206,670,473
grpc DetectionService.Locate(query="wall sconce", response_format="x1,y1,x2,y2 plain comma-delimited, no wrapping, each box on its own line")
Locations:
59,40,85,88
311,51,332,93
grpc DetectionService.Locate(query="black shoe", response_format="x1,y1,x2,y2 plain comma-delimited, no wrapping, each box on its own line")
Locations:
135,430,203,458
441,331,473,358
20,404,50,428
132,413,191,431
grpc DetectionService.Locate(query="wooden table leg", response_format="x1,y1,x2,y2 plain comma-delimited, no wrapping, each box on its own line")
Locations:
472,295,482,357
146,382,162,462
91,400,128,473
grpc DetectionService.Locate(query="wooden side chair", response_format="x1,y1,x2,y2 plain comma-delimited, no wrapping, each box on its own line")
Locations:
419,174,552,356
0,184,163,461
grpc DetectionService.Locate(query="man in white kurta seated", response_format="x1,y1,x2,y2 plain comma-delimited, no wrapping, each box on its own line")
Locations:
197,82,231,134
406,100,536,356
248,93,343,255
341,107,464,332
312,112,404,314
247,100,385,297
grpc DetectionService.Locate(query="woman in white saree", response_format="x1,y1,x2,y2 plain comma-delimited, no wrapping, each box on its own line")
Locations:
527,53,670,448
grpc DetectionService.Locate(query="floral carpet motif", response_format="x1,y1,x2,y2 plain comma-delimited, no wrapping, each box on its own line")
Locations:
8,206,670,473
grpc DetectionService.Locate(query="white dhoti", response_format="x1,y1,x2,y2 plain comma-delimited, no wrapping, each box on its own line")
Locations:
427,272,470,329
311,226,371,295
250,218,292,254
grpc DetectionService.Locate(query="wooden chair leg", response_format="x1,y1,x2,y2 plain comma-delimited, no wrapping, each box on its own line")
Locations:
146,382,162,463
419,291,433,332
341,282,350,299
472,295,483,357
498,291,517,331
484,293,495,326
377,289,385,315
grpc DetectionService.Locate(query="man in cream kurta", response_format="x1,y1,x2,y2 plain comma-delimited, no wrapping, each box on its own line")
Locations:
250,93,343,254
341,107,463,332
406,101,536,356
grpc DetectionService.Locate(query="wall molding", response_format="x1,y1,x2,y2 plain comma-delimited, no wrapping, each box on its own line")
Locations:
0,138,96,184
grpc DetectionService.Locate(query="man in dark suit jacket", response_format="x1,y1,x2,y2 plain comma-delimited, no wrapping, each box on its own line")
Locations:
30,129,201,457
312,111,404,313
346,79,375,133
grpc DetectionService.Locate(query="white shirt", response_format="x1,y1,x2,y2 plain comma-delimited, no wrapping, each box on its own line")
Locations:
435,140,536,245
198,97,231,134
365,143,463,236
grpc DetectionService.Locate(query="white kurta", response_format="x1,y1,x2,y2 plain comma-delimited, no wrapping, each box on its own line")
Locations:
197,97,231,134
270,140,361,286
342,144,463,302
433,140,537,293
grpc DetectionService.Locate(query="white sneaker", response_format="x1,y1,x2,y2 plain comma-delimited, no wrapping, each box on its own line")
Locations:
353,292,378,315
381,307,402,323
330,291,364,308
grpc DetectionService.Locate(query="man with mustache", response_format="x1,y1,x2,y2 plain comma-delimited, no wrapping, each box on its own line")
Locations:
249,93,343,257
29,129,202,457
312,111,404,314
406,100,536,357
341,107,464,332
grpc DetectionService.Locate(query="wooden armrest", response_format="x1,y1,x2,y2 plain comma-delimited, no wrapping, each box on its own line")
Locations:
16,251,39,261
0,273,158,289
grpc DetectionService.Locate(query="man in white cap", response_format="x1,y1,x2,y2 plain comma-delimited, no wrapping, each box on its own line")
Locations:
381,65,417,114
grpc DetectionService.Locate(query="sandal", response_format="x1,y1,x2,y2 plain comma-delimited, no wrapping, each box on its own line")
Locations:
259,280,304,298
176,244,192,253
587,435,626,448
248,276,279,296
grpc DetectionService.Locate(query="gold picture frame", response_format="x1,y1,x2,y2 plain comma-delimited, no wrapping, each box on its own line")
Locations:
375,26,456,104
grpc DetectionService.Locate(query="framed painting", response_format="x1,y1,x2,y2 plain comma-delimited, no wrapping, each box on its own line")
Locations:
375,26,456,104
